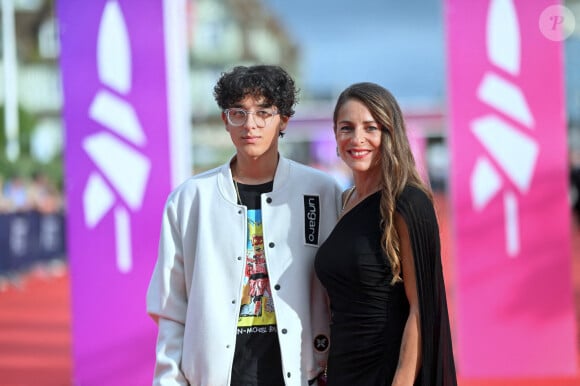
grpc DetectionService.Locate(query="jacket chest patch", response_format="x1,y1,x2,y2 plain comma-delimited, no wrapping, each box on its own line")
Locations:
303,195,320,246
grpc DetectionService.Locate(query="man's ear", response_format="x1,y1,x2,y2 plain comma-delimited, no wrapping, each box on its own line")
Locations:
221,111,229,130
279,115,289,132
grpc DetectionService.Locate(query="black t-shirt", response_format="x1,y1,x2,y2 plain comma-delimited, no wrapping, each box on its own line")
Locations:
230,181,284,386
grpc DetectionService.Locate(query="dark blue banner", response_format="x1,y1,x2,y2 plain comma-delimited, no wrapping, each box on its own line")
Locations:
0,210,66,275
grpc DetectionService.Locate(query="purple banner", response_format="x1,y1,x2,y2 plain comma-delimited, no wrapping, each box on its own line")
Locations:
57,0,191,384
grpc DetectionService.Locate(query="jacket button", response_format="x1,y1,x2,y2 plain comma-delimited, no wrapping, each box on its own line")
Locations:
281,328,287,334
269,242,275,248
237,209,242,214
237,256,242,261
274,284,280,290
231,299,236,304
287,372,291,378
266,197,272,203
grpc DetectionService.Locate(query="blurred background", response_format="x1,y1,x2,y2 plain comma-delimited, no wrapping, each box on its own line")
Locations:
0,0,579,385
2,0,580,216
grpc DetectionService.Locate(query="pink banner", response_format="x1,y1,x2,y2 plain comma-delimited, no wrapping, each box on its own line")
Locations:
407,125,429,186
57,0,191,384
446,0,577,377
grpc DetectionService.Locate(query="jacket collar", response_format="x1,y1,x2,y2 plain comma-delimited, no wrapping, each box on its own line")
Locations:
218,154,291,204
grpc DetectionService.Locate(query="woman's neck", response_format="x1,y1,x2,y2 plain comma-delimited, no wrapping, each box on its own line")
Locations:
339,172,382,216
352,171,381,198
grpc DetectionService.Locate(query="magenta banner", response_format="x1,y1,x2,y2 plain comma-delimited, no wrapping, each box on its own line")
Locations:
446,0,577,377
57,0,191,384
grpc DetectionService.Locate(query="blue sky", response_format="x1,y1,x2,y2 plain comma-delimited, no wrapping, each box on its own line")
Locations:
265,0,446,104
265,0,580,121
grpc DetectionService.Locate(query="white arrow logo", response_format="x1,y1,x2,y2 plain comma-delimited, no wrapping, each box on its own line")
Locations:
469,0,539,257
83,1,151,273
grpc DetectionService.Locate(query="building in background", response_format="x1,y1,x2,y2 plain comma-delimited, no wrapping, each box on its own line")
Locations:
1,0,301,176
185,0,301,171
1,0,580,191
1,0,62,177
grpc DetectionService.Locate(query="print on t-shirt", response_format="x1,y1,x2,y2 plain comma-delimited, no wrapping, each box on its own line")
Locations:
238,208,276,327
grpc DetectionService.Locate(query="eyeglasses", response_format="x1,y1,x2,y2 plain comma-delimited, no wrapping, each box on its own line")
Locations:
224,108,279,127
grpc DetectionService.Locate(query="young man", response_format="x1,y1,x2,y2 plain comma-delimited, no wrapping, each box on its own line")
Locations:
146,65,342,386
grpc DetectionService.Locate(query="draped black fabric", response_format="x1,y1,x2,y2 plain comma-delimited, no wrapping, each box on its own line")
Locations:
316,191,408,385
395,185,457,386
314,185,457,385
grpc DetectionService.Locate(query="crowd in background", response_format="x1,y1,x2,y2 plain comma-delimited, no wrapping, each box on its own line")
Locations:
0,153,578,295
0,172,63,214
0,172,66,292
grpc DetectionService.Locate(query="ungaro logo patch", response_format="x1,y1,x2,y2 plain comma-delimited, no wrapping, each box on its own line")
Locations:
304,195,320,246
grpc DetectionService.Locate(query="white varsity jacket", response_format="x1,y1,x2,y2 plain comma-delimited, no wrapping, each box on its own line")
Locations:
146,155,342,386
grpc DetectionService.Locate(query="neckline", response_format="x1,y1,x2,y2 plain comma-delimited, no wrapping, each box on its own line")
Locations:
233,179,274,205
339,188,380,220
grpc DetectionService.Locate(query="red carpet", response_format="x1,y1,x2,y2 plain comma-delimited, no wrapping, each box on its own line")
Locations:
0,194,578,386
0,271,72,386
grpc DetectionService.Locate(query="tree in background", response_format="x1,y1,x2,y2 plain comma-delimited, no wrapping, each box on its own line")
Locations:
0,105,63,192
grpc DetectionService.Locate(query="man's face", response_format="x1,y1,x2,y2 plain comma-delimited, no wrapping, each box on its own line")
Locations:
222,95,288,160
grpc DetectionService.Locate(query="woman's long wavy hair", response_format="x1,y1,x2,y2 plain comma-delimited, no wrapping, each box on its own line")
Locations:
333,82,432,284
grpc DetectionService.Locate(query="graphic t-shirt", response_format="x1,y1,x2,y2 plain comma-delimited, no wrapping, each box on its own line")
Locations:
230,181,284,386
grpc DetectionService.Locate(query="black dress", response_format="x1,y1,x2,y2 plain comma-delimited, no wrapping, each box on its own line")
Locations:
314,186,457,386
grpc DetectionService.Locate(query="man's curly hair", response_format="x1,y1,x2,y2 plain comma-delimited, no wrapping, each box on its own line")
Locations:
213,65,299,118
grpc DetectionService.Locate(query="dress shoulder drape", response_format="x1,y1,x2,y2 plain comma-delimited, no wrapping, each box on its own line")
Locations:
395,185,457,386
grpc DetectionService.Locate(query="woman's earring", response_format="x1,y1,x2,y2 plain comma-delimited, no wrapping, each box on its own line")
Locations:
336,147,340,157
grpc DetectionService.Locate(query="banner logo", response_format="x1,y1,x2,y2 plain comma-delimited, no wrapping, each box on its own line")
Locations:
470,0,539,257
83,1,151,273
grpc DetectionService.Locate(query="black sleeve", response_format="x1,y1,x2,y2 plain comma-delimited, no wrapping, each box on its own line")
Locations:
396,185,458,386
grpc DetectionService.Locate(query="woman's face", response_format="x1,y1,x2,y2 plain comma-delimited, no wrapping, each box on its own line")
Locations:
335,99,382,175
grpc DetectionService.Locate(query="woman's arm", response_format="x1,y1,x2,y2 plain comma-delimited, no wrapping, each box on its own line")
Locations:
392,212,421,386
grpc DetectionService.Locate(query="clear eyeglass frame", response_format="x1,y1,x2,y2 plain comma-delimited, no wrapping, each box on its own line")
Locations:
224,108,279,127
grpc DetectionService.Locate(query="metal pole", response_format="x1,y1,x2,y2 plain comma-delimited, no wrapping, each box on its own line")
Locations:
2,0,20,162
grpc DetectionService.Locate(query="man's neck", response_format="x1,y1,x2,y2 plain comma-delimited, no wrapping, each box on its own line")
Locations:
232,153,278,184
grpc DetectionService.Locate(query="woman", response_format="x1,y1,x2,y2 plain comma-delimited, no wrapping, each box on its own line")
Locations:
314,82,457,385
